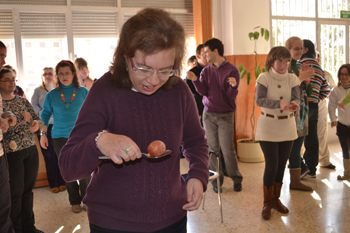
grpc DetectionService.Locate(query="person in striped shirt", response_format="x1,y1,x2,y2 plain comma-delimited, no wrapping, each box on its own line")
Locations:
297,39,330,178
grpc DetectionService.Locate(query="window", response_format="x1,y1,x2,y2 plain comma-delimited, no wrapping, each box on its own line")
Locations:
0,1,195,100
271,0,350,83
19,12,68,99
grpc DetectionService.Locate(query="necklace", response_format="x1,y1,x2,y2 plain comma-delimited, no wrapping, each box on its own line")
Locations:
60,88,76,109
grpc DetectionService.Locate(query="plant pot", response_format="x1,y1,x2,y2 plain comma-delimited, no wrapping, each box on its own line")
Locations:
237,138,264,163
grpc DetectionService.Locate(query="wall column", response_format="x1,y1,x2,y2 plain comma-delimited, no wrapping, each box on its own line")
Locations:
192,0,212,45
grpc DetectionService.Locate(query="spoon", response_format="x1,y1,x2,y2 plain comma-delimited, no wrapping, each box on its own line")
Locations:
99,150,172,160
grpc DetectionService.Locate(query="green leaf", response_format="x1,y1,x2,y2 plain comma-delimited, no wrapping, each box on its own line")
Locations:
255,64,261,78
238,64,245,72
253,31,259,40
249,32,254,40
262,66,267,73
247,72,251,85
254,26,260,29
238,65,247,79
261,28,265,37
241,69,247,79
264,30,270,41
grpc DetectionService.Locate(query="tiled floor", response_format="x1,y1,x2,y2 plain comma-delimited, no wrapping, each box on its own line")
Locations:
33,142,350,233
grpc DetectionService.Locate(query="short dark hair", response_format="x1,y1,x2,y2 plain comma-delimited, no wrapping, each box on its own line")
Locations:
0,68,14,80
55,60,80,89
265,46,291,71
303,40,316,58
0,41,6,49
337,64,350,86
204,38,224,56
110,8,185,91
196,44,205,55
187,55,197,65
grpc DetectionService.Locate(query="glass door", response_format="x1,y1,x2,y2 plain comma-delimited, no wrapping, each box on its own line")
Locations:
318,21,348,83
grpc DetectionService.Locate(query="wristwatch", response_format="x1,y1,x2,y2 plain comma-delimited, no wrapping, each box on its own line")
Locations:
40,131,47,136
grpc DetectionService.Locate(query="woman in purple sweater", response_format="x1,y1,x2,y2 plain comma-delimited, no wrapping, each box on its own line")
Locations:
59,8,209,233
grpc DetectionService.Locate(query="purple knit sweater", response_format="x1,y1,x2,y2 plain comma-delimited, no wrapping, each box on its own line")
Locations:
193,61,240,114
59,72,209,232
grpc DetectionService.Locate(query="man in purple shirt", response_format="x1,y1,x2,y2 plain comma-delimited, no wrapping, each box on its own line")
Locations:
188,38,243,192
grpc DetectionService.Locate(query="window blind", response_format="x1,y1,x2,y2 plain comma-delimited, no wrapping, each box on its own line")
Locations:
72,11,118,38
0,10,14,39
121,0,192,10
19,13,66,38
0,0,66,5
71,0,117,7
124,13,194,37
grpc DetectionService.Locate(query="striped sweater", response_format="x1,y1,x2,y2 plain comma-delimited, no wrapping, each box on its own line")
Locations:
297,57,330,103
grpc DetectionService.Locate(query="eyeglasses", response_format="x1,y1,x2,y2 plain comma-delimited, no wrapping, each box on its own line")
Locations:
292,47,304,51
129,58,176,78
275,60,291,66
0,79,17,83
340,73,349,77
43,72,53,76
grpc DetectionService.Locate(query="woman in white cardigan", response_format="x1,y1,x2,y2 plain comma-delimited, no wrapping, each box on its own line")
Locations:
255,46,300,220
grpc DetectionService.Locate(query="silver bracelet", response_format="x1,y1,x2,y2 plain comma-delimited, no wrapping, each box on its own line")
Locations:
95,130,108,150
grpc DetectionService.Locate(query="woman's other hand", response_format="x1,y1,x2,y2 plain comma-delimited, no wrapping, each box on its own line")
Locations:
289,101,300,112
280,100,290,111
40,134,48,149
339,102,346,111
182,178,203,211
298,64,314,82
0,118,9,132
331,121,338,128
96,132,142,164
22,112,31,122
29,120,40,132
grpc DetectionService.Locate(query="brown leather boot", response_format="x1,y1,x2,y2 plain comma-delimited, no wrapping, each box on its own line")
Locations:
290,169,313,191
262,185,273,220
272,182,289,213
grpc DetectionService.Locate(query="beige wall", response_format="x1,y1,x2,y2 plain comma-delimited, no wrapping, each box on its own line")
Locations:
211,0,271,56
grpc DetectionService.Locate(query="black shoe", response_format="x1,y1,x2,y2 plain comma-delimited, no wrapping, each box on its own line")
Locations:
300,163,310,179
321,164,336,169
34,228,44,233
234,183,242,192
213,186,222,193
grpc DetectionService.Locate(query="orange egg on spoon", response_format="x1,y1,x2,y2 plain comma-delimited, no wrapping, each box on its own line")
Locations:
148,140,166,157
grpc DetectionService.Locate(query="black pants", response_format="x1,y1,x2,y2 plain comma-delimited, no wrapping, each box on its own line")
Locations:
52,138,91,205
39,124,65,189
90,216,187,233
7,145,39,233
303,102,319,174
339,136,350,159
0,155,15,233
259,141,294,188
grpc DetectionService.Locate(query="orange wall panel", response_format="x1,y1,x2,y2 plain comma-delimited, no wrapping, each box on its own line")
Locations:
232,54,267,141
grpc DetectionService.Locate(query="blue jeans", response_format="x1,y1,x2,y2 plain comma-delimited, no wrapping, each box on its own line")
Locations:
203,110,243,187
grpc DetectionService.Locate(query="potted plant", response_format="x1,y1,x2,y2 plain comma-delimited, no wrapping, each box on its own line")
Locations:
236,26,269,163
